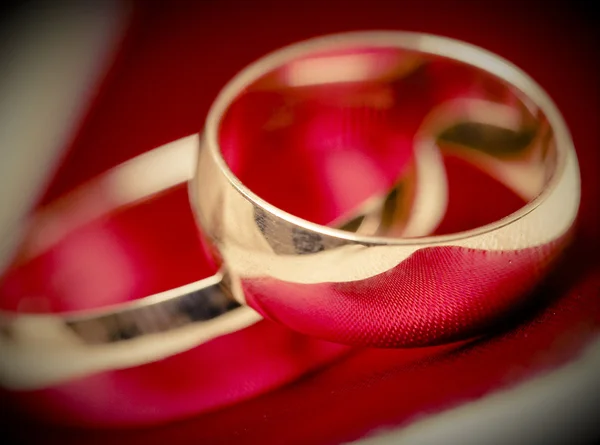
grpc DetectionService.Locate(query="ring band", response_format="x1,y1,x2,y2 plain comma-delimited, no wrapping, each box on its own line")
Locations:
192,31,580,347
0,136,267,389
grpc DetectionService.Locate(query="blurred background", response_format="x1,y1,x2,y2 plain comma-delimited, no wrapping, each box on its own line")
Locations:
0,0,598,444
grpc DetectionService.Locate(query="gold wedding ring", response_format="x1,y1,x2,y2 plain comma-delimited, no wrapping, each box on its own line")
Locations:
192,31,580,346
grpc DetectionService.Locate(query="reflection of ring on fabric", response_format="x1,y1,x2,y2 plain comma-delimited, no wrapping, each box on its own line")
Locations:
192,31,580,348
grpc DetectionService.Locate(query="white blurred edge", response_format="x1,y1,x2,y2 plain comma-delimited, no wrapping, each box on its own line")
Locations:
0,0,132,272
354,334,600,445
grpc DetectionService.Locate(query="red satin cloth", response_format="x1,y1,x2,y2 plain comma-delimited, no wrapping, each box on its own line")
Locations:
2,1,599,443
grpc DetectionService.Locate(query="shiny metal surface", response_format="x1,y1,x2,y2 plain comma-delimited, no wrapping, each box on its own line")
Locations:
192,32,580,346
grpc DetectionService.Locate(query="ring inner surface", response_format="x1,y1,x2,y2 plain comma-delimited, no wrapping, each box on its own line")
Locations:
218,44,556,239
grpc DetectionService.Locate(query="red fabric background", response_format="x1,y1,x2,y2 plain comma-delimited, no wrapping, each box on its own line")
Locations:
2,0,599,443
